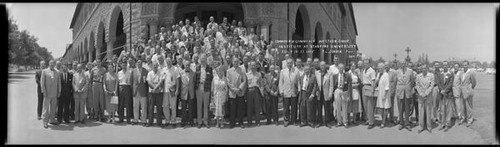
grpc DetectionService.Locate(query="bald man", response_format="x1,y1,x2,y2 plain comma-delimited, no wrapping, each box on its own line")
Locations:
41,60,61,128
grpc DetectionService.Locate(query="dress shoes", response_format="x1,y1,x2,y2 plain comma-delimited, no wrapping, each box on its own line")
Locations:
443,126,450,132
418,129,424,134
367,125,375,129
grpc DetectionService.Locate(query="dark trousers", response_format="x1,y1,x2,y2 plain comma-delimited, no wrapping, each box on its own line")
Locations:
389,92,395,121
181,98,195,124
57,96,70,123
148,93,163,125
224,100,230,119
398,95,411,126
283,96,298,124
413,93,419,122
316,92,325,124
37,90,44,118
118,85,133,122
69,94,75,120
246,89,261,125
229,96,245,126
265,95,279,123
324,100,334,124
300,91,316,125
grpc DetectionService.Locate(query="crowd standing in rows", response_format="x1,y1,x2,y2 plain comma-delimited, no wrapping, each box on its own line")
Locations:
36,16,477,133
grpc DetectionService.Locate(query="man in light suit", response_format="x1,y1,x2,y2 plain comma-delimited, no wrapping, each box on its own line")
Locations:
131,59,149,126
279,58,300,127
180,60,196,128
459,61,476,127
395,61,415,131
333,63,353,128
316,61,334,128
297,65,318,128
41,60,61,128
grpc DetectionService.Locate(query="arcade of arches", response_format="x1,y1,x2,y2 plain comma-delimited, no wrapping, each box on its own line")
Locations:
63,3,358,65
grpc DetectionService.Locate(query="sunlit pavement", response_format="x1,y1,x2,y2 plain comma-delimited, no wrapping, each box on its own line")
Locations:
7,72,497,144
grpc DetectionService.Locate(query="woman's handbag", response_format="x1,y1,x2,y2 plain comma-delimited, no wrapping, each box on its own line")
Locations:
110,94,119,104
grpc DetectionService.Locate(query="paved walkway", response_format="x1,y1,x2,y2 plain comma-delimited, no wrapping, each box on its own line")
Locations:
7,72,497,144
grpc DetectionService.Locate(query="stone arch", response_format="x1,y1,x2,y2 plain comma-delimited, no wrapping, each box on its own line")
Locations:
108,5,126,59
168,3,245,29
313,22,323,60
84,37,88,63
292,4,311,60
96,21,106,61
89,31,95,62
325,32,331,64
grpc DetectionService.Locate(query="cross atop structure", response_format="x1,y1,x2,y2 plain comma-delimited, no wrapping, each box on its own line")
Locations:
393,53,397,62
405,47,411,62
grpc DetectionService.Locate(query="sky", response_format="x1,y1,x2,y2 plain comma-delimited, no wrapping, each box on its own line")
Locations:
353,3,497,63
6,3,497,63
7,3,76,59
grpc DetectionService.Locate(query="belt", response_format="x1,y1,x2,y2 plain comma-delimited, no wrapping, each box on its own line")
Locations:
93,81,102,83
363,84,372,86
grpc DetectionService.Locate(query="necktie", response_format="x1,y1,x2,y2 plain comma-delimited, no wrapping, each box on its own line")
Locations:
339,74,343,89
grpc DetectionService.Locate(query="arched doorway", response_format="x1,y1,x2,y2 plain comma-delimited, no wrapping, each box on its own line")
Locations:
97,22,106,61
169,3,244,30
325,32,331,64
292,5,311,61
109,6,126,61
89,31,95,62
313,22,322,60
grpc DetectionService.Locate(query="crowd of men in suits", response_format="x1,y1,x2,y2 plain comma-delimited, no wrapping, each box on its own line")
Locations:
36,16,477,133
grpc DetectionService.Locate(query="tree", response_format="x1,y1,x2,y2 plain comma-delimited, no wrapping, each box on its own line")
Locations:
9,17,53,68
490,61,496,68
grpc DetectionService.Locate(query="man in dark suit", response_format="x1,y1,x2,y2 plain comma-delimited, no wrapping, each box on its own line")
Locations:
333,63,353,128
131,59,149,126
57,63,73,123
36,61,47,120
297,65,318,128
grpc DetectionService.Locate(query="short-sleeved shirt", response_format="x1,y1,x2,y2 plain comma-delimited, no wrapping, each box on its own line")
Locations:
163,66,179,93
147,70,163,93
246,71,261,88
118,69,132,85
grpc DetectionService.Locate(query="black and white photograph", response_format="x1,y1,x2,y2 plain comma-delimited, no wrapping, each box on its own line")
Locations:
6,2,498,144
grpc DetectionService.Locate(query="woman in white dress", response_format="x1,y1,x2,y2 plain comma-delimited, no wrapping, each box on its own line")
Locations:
375,62,391,128
211,61,229,128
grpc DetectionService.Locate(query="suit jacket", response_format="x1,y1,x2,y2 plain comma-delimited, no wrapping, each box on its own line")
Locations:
395,68,415,99
434,71,445,90
315,70,334,101
41,68,61,98
264,72,280,97
180,69,196,100
452,70,463,98
298,73,317,99
36,70,42,94
194,65,213,92
460,69,477,98
333,72,353,100
442,71,454,98
59,72,74,98
131,67,149,97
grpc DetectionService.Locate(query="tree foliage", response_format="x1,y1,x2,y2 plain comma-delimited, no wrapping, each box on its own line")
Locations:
9,17,53,68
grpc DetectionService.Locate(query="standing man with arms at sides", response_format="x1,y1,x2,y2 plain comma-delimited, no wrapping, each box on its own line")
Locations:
40,60,61,128
388,62,398,124
195,54,213,128
85,62,94,119
361,59,377,129
92,60,106,122
227,58,247,128
415,64,435,133
57,64,73,124
431,62,444,124
438,61,454,132
298,65,318,128
396,61,414,131
131,59,149,125
73,64,88,124
146,63,164,127
69,61,78,121
264,64,280,126
246,61,265,127
162,57,180,128
279,58,300,127
36,61,47,120
179,60,196,128
375,63,391,128
333,63,352,128
459,61,477,127
329,55,340,121
318,61,334,128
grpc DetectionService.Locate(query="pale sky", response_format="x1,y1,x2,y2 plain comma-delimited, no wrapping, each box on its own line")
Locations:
7,3,76,59
6,3,497,63
353,3,497,63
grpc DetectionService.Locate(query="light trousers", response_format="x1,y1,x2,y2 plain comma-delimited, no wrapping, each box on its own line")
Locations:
418,96,433,130
334,89,350,125
196,90,210,125
440,97,454,127
42,97,58,124
464,95,474,124
363,95,377,125
74,92,87,121
133,96,148,123
163,92,177,124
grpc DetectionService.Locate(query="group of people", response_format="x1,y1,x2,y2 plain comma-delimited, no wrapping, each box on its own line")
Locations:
36,16,477,133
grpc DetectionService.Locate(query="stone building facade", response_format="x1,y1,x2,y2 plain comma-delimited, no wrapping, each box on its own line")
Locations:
62,3,358,65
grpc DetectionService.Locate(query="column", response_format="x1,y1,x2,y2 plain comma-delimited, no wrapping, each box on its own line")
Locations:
260,23,270,42
149,21,158,39
107,38,115,61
